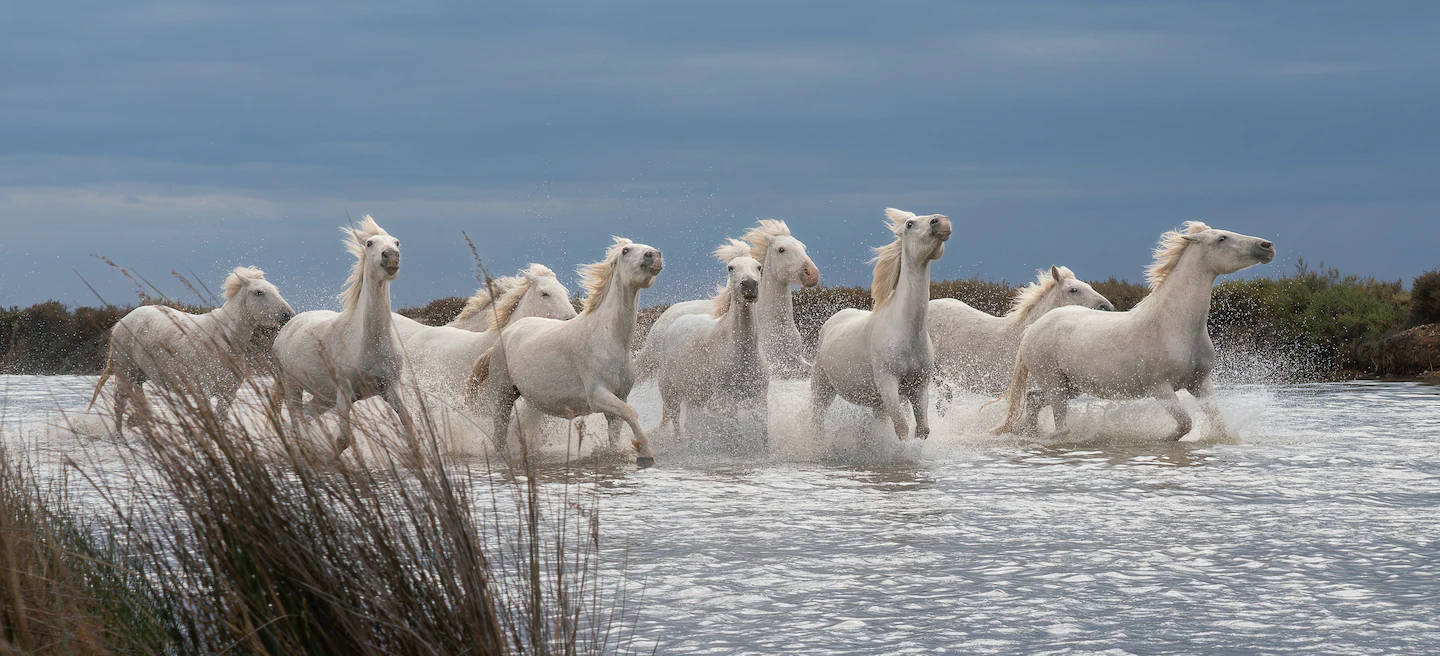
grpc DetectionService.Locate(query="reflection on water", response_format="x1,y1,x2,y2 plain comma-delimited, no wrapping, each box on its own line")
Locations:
4,375,1440,654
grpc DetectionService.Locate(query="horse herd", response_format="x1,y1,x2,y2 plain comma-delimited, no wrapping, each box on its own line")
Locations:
89,210,1276,467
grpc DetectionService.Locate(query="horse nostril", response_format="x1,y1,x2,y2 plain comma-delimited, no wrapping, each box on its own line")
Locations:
1261,241,1274,249
930,217,939,225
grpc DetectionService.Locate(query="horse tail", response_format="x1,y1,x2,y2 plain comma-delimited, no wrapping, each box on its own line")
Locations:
987,353,1030,434
466,346,496,403
87,343,116,411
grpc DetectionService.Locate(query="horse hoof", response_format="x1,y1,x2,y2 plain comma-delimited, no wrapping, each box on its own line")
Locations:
636,457,655,469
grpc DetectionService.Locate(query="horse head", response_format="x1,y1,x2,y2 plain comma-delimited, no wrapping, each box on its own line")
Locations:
512,264,577,322
223,266,295,328
1043,265,1114,312
1183,227,1277,276
885,208,951,263
616,239,663,289
727,255,763,304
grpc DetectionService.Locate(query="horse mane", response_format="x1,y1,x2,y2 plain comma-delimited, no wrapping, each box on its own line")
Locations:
578,237,631,315
741,219,791,263
869,209,912,309
710,239,751,318
1146,221,1212,289
1006,266,1075,321
453,276,517,323
488,264,558,330
220,266,266,300
338,215,391,311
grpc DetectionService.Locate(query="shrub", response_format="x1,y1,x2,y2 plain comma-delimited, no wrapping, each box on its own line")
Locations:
397,296,468,326
1409,268,1440,327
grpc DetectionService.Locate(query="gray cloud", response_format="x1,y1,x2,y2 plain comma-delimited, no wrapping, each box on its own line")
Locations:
4,0,1439,309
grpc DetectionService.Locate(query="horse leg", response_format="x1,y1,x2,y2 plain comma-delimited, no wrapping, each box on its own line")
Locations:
383,386,416,437
111,372,133,436
588,388,654,468
334,387,354,452
1153,384,1192,441
1192,374,1230,439
808,370,837,438
906,380,930,440
876,373,910,440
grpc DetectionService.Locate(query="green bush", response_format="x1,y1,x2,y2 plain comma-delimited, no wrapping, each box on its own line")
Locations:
1409,268,1440,326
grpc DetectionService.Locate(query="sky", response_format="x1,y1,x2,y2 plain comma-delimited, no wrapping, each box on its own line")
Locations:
3,1,1439,310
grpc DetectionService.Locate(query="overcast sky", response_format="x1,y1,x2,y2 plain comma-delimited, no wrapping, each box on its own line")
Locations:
4,1,1438,310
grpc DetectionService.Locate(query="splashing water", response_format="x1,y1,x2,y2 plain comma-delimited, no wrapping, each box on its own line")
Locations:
5,374,1439,653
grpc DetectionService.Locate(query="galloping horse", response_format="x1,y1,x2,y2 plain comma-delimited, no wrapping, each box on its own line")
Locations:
272,215,413,449
994,222,1275,440
89,266,295,433
471,238,664,466
811,209,951,440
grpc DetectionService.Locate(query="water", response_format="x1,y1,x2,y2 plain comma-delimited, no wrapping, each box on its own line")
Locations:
4,375,1439,654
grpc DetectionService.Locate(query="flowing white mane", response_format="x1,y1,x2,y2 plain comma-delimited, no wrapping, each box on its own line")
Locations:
1146,221,1212,289
338,215,391,311
741,219,792,263
453,276,518,323
578,237,631,315
869,209,912,309
489,264,558,330
1007,266,1075,321
710,238,751,318
220,266,266,300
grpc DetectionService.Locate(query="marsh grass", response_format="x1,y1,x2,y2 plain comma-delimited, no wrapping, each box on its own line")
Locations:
3,359,637,654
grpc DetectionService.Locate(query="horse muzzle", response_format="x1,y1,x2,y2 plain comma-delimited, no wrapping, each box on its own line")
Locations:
643,251,663,275
930,215,952,242
382,250,401,275
801,263,820,288
1255,241,1276,264
740,279,760,301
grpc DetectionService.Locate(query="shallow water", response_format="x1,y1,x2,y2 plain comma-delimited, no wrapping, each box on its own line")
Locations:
4,375,1439,654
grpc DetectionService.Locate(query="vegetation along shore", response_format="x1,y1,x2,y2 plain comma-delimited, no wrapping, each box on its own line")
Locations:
5,261,1439,380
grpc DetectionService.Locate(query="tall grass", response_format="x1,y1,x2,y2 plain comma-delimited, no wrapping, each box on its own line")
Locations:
3,365,636,653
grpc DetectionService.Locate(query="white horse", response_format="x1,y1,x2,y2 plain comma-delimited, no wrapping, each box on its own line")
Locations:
929,266,1114,397
470,238,663,466
993,222,1275,440
648,239,767,442
810,209,951,440
400,264,575,403
445,276,519,331
87,266,295,433
272,215,413,449
637,219,819,379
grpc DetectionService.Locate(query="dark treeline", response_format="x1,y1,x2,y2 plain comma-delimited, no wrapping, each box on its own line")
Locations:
6,262,1439,379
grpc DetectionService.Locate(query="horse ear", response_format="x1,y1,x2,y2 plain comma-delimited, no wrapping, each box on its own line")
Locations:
1181,234,1202,243
884,208,916,223
1050,265,1063,282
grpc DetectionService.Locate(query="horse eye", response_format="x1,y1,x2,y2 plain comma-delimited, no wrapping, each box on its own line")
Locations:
778,247,786,253
622,247,630,255
1068,288,1078,294
906,220,915,228
1217,235,1227,242
728,265,734,272
541,292,550,297
254,290,264,296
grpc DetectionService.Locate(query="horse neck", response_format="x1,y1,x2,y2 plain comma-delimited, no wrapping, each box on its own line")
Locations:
1133,250,1217,333
579,277,641,350
757,269,797,335
206,300,257,352
1008,290,1058,333
350,270,396,351
719,295,761,355
875,247,932,336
